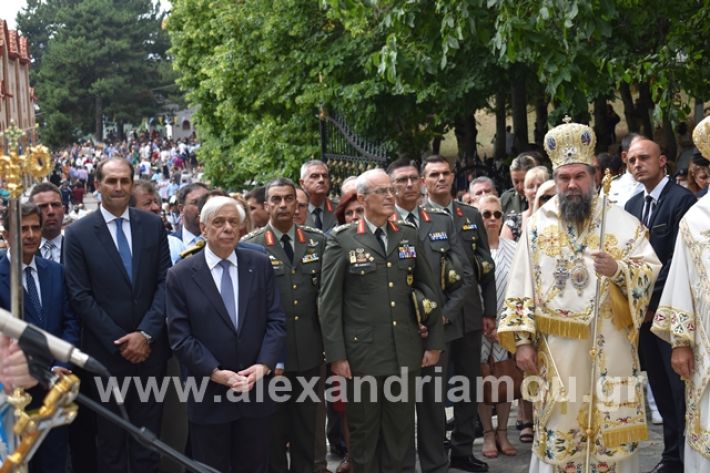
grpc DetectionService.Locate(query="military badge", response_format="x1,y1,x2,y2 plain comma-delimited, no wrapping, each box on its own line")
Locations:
302,253,320,264
398,244,416,259
428,232,448,241
269,254,282,267
461,220,477,231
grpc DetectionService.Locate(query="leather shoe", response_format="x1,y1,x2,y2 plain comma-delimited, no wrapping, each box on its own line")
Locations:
647,462,683,473
335,454,351,473
449,454,489,472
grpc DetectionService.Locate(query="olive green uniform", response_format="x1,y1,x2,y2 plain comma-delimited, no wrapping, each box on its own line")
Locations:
319,218,444,472
243,224,326,473
394,206,474,473
427,199,497,459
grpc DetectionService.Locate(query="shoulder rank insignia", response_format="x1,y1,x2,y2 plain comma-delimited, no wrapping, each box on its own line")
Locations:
179,239,206,259
332,223,354,234
300,225,324,235
243,227,266,241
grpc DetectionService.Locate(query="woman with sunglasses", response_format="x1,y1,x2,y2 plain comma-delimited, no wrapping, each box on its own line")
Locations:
475,195,519,458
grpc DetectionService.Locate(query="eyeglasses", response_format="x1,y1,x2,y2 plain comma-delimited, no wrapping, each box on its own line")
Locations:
482,210,502,219
393,175,419,184
367,187,396,196
538,194,554,204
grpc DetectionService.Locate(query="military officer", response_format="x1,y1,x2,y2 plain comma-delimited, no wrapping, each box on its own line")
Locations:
242,178,328,473
300,160,337,231
387,159,474,473
422,155,496,473
319,168,444,473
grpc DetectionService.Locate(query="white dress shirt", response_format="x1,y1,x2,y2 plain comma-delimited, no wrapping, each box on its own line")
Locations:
204,245,239,326
642,175,669,224
40,234,63,263
6,252,42,305
99,205,133,253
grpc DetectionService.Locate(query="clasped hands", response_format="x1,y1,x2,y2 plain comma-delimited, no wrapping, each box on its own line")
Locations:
211,364,270,392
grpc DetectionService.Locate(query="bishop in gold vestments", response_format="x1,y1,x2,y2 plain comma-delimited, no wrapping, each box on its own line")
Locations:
498,121,661,473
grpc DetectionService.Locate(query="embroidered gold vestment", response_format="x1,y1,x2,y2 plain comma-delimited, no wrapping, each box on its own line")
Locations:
652,194,710,459
498,196,661,467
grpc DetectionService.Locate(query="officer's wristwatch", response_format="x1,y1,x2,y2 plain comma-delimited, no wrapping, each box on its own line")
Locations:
139,330,153,344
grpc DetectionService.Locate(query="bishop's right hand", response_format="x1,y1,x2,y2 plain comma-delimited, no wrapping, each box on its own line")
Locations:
515,344,538,374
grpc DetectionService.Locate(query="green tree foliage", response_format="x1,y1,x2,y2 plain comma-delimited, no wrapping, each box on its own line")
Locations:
17,0,171,146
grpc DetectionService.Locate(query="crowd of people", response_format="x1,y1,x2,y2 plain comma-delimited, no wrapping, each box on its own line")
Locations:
1,116,710,473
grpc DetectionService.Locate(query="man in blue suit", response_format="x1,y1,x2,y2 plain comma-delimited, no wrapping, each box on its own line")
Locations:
167,195,286,473
0,202,80,473
64,158,171,473
625,138,697,473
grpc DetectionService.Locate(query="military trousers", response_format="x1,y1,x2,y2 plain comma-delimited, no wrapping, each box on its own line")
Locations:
345,372,417,472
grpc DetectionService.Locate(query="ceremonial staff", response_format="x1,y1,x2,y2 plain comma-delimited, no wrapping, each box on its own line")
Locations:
584,168,613,473
0,122,58,473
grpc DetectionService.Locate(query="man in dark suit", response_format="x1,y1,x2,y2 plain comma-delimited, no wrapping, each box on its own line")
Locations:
388,159,474,473
625,138,697,473
30,182,97,473
422,156,496,472
243,178,327,473
167,195,286,473
64,158,171,473
29,182,65,264
300,160,337,231
0,203,80,473
319,168,444,472
171,182,209,245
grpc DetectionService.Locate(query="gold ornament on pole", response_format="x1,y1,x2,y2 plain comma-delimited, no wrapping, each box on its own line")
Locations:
0,122,77,473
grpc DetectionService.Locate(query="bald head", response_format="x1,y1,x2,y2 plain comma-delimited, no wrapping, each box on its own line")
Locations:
626,138,667,191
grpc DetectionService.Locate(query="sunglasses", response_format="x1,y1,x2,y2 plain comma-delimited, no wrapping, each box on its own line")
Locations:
538,194,554,204
482,210,502,219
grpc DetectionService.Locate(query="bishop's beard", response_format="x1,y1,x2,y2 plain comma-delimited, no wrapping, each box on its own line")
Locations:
558,187,594,225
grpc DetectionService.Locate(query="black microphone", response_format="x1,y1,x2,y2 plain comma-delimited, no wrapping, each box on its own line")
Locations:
0,308,109,377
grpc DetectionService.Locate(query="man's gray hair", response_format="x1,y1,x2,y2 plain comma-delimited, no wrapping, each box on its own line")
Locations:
200,196,245,225
469,176,494,192
509,154,536,173
300,159,329,180
355,168,387,195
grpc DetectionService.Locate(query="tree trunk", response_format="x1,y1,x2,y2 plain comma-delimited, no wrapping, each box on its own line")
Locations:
117,119,125,141
454,113,477,160
94,95,103,142
495,91,507,161
619,82,639,133
510,64,529,153
593,97,610,153
695,98,705,125
534,93,548,147
638,82,654,138
662,110,677,161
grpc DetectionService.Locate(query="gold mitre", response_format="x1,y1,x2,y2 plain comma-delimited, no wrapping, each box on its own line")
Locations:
692,116,710,160
544,116,596,169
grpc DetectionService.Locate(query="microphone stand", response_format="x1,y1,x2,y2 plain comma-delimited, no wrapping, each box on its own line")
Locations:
74,393,220,473
10,346,219,473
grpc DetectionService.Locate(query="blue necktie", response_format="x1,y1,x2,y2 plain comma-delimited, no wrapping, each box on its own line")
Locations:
219,260,238,329
313,208,323,229
25,267,43,321
115,218,133,282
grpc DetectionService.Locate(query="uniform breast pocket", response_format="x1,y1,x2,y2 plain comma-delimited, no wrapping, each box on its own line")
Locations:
348,262,377,276
429,240,451,255
397,256,415,271
272,265,286,277
460,232,478,251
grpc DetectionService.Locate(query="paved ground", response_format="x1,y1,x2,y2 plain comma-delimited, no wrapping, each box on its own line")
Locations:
325,403,665,472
